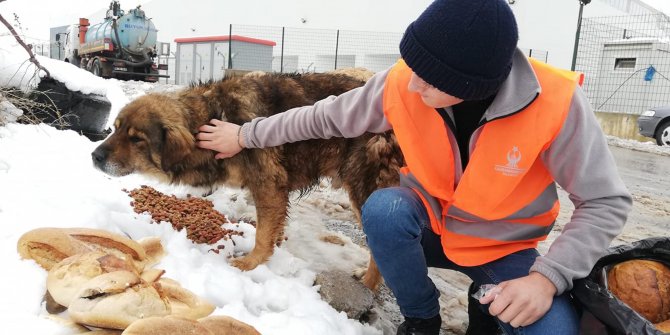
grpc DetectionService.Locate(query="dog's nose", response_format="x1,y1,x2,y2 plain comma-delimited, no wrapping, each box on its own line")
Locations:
91,146,108,168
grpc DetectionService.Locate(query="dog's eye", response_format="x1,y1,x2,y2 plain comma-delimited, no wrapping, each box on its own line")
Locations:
129,136,143,143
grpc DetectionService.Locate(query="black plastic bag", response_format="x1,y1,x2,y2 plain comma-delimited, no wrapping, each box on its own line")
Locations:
573,237,670,335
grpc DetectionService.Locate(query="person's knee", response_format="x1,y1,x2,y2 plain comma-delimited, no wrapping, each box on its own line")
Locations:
362,188,422,238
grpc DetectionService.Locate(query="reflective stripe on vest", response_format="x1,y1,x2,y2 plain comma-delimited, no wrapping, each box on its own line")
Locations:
383,59,580,266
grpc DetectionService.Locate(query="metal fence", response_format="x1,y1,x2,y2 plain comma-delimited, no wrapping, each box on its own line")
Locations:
170,24,403,85
574,14,670,114
33,23,548,86
170,24,549,85
31,43,51,57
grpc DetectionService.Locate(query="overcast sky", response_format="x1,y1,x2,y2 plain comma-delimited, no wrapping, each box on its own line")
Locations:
2,0,670,43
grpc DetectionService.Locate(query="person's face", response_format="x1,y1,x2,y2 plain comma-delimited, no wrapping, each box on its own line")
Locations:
408,72,463,108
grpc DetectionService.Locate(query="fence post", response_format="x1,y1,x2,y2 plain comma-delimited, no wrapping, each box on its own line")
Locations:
334,29,340,70
281,27,285,73
571,1,586,71
228,24,233,69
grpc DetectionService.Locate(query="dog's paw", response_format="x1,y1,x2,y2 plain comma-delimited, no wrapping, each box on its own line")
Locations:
230,251,270,271
230,255,263,271
353,266,382,291
353,266,367,280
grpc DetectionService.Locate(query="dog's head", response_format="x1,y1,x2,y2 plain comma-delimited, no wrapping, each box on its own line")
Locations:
91,94,198,180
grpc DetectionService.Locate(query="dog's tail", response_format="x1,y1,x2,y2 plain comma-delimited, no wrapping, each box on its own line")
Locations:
365,131,404,189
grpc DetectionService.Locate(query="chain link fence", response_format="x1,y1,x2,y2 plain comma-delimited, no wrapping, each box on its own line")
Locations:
172,25,403,85
30,43,51,57
574,14,670,114
171,24,548,86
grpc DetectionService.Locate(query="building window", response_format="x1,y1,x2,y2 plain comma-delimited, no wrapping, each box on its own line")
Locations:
614,57,636,70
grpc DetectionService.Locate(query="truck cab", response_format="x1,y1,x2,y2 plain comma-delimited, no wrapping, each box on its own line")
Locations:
60,25,80,67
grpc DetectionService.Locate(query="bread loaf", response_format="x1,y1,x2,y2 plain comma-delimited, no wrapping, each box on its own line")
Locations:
122,315,211,335
77,329,123,335
47,251,139,307
68,271,170,329
158,278,215,320
198,315,261,335
607,259,670,323
79,330,123,334
17,228,148,270
120,315,261,335
137,236,165,267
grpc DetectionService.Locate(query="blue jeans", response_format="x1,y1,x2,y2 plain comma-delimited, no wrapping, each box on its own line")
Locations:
361,187,579,335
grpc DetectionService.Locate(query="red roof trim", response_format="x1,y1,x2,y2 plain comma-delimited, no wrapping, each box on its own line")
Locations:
174,35,276,46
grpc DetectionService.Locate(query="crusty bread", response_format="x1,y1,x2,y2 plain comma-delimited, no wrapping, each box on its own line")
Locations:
137,237,165,267
68,271,170,330
122,315,212,335
158,278,215,320
120,315,261,335
44,289,67,314
47,251,139,307
17,228,90,270
198,315,261,335
17,228,149,271
608,259,670,323
140,268,165,283
79,330,123,334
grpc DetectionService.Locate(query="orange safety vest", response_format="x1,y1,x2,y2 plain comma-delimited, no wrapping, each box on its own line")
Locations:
382,58,581,266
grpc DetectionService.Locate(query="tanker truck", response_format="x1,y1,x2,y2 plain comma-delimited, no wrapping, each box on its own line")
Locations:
58,1,168,82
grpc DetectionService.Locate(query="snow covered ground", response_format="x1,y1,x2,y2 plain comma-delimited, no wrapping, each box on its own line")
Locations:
606,135,670,157
1,38,385,335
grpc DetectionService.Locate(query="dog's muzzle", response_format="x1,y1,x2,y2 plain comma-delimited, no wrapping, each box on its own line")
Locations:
91,146,110,172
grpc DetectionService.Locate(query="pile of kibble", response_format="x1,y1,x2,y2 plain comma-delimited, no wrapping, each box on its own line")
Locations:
125,185,247,248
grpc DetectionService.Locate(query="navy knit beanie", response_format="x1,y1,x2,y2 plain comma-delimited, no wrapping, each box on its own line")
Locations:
400,0,519,100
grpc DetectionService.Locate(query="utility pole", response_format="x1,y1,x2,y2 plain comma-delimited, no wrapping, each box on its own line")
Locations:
571,0,591,71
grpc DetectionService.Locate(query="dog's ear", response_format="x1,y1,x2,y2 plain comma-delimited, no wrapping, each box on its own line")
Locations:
161,124,195,171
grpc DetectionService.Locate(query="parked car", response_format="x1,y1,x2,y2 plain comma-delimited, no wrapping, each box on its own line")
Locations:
638,106,670,146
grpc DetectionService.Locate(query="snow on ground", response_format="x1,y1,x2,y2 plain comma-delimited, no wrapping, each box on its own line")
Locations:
607,135,670,156
1,37,383,335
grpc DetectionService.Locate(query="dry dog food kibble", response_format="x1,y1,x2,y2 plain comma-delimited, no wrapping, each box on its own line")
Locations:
126,185,245,247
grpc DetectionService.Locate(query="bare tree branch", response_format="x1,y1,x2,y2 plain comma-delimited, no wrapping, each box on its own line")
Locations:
0,13,50,78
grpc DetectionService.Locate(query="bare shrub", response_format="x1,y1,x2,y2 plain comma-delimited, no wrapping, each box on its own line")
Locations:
0,86,69,128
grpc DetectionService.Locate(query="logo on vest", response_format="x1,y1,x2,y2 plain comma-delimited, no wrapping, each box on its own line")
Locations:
494,146,526,177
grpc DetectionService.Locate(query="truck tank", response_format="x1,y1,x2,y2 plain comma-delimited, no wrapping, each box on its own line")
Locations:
71,1,168,82
85,6,157,55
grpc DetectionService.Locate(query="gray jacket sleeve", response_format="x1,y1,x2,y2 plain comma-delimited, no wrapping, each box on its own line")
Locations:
531,86,633,295
241,69,392,148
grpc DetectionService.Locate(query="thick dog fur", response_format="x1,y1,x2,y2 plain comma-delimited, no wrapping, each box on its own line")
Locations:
91,72,403,290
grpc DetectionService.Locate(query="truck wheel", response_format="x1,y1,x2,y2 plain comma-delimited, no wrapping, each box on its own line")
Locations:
655,120,670,146
91,59,102,77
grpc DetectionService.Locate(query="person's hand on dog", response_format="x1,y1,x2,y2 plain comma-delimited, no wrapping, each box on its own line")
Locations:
479,272,556,328
196,119,245,159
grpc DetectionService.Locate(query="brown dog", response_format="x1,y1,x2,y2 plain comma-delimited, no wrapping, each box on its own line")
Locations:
91,71,403,290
